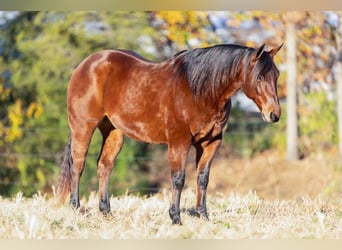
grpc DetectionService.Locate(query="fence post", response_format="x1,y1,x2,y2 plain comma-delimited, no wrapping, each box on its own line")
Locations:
286,14,299,161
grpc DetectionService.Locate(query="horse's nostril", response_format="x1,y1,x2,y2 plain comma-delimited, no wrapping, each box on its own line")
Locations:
270,112,279,122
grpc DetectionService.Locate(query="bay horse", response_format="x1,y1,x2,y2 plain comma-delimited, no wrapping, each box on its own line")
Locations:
57,43,283,224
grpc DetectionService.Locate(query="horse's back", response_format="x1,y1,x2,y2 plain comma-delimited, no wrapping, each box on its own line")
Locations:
67,49,173,143
70,49,148,83
68,49,150,104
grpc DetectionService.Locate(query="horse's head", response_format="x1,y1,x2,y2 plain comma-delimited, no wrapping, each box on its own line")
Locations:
243,44,283,123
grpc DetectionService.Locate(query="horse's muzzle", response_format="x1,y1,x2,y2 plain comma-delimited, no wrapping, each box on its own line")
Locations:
270,112,279,123
261,111,280,123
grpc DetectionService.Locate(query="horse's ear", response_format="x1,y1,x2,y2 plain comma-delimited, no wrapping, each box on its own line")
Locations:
252,44,266,62
268,43,284,57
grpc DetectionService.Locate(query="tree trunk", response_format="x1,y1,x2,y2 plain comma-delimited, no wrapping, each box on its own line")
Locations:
336,13,342,166
286,17,299,161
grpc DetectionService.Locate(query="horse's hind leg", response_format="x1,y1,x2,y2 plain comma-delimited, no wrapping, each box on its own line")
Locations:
69,121,97,209
97,117,124,214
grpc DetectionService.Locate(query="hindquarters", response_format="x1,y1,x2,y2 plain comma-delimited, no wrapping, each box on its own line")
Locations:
57,51,114,205
67,51,112,124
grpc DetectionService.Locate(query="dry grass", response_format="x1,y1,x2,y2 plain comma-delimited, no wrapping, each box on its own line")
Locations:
1,150,342,239
156,149,342,200
0,189,342,239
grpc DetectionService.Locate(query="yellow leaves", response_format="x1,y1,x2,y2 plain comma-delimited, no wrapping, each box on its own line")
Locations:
245,41,257,47
0,100,43,143
27,102,43,119
0,83,11,102
156,11,210,49
298,43,313,56
167,25,187,47
0,123,4,145
6,100,24,142
299,25,323,40
157,11,186,26
157,11,207,27
36,168,46,186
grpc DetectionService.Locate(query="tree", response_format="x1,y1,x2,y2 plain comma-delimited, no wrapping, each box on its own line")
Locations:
0,12,42,195
239,11,337,158
151,11,221,57
0,11,161,196
336,12,342,165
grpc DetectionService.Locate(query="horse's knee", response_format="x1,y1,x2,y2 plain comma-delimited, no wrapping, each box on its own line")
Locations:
198,167,210,189
97,161,113,178
172,171,185,190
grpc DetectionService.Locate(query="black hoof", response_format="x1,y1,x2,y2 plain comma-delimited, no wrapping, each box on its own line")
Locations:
171,216,182,225
183,207,200,218
169,205,182,225
184,207,209,220
197,206,209,220
70,198,80,209
99,199,111,215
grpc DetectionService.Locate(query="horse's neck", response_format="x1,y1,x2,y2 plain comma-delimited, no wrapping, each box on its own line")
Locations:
217,80,243,111
216,53,250,110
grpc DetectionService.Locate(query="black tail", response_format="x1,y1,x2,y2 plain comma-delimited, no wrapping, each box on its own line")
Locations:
56,133,73,203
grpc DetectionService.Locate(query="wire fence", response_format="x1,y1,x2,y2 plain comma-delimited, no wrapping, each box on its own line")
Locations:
0,118,273,194
0,118,268,160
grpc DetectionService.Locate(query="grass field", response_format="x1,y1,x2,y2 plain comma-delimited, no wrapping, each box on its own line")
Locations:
1,150,341,239
0,189,341,239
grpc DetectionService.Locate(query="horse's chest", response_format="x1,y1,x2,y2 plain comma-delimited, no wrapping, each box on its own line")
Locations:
191,112,229,142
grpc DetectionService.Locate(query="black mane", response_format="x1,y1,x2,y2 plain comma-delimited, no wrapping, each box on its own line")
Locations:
173,44,274,102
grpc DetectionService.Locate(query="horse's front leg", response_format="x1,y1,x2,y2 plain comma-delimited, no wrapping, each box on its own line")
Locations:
167,140,191,225
194,134,222,219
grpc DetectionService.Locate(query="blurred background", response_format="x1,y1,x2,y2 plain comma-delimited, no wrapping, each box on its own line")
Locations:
0,11,341,200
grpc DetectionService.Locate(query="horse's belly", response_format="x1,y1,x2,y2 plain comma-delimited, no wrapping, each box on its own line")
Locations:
125,123,167,144
110,115,167,144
